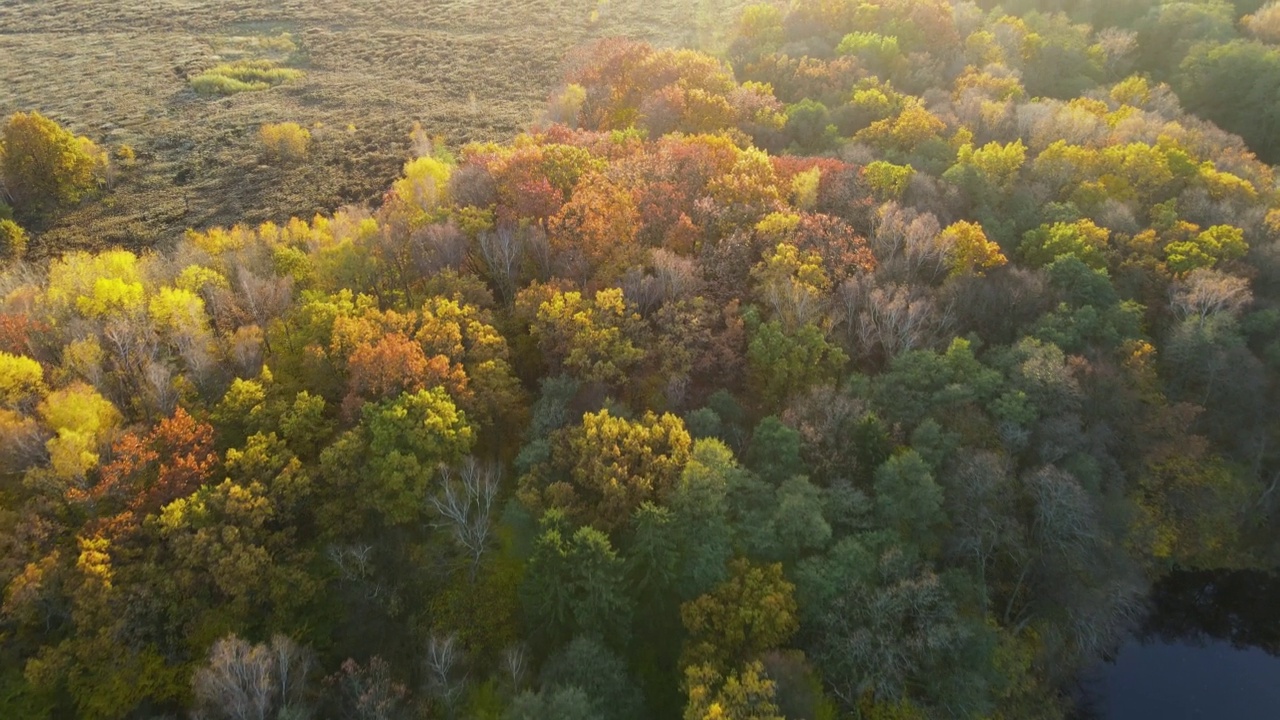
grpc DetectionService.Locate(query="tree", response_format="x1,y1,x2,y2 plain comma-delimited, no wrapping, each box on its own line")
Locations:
526,287,647,387
0,218,27,262
744,416,803,486
521,510,634,648
0,350,44,410
37,382,122,485
528,410,692,533
541,636,646,720
192,634,315,720
322,387,474,528
547,171,642,283
679,559,798,672
1163,224,1248,274
745,314,848,410
937,221,1006,277
504,686,597,720
1020,220,1110,270
668,439,738,597
750,242,830,331
798,535,993,715
91,407,218,526
0,111,105,219
430,457,501,580
1177,39,1280,162
328,657,408,720
873,451,946,552
21,535,186,720
683,661,784,720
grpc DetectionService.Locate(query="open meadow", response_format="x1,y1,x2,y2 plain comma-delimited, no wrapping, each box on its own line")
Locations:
0,0,743,253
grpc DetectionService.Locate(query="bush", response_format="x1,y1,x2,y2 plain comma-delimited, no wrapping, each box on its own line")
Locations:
0,111,105,219
0,219,27,262
190,60,303,96
260,122,312,162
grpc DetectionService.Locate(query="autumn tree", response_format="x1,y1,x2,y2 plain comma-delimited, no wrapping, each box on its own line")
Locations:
0,218,27,262
679,558,798,672
683,661,784,720
0,111,106,219
547,171,642,284
90,407,219,529
524,409,692,533
524,287,647,387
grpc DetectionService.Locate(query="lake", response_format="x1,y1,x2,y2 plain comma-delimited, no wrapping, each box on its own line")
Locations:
1078,569,1280,720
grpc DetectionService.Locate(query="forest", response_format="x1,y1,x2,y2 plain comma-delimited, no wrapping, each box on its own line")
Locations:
1,0,1279,718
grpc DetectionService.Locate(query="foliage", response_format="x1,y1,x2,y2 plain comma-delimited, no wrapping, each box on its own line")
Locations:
260,123,313,163
4,3,1280,718
0,111,105,219
191,60,303,95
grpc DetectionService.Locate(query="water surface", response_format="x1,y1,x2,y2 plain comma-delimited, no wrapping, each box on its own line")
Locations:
1081,569,1280,720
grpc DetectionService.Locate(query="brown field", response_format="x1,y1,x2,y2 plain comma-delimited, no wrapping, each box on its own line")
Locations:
0,0,746,254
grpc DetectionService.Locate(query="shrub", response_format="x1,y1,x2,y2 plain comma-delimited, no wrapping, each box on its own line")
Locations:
0,111,105,219
0,219,27,262
190,60,303,96
260,122,311,162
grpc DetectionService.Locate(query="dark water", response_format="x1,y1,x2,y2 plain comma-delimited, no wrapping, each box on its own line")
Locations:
1080,569,1280,720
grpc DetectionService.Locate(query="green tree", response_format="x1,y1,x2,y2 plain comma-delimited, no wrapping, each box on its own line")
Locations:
1178,40,1280,163
317,387,473,531
521,510,634,648
744,416,803,485
1164,224,1248,274
1020,220,1110,270
505,686,597,720
873,451,946,552
745,314,848,410
541,636,646,720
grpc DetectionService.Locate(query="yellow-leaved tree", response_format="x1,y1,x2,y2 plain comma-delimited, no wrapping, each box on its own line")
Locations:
0,111,106,219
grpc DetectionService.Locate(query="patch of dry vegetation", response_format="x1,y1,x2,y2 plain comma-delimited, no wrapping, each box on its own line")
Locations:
0,0,750,254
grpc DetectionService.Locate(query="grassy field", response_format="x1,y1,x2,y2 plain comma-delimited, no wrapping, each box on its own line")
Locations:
0,0,745,254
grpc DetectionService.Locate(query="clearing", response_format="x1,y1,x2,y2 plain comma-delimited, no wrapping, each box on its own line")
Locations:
0,0,743,252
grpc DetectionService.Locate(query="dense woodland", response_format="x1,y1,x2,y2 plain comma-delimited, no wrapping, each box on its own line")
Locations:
2,0,1280,718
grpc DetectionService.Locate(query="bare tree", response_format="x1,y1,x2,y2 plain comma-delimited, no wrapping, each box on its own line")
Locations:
940,450,1024,591
1171,268,1252,323
408,222,468,278
270,635,315,719
143,359,178,417
836,276,949,361
651,248,701,302
477,223,526,304
502,644,528,690
424,632,467,716
193,634,314,720
327,544,393,605
429,457,501,580
331,657,407,720
869,203,947,283
1096,28,1138,78
235,270,293,352
621,267,663,316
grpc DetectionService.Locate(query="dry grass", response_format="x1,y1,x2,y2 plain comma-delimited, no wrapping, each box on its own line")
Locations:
0,0,749,254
